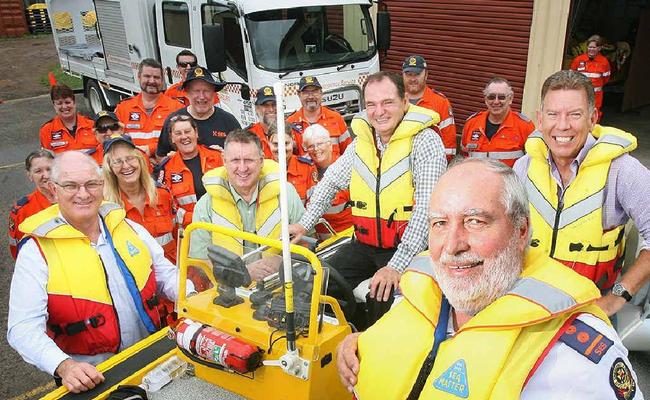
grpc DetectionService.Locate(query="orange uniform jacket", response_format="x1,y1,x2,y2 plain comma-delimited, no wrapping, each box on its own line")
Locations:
158,145,223,227
115,93,182,156
287,156,319,202
307,154,352,234
8,190,52,259
247,123,274,159
39,114,97,153
121,185,178,263
165,81,220,106
287,106,351,158
570,53,611,109
417,86,457,160
461,110,535,167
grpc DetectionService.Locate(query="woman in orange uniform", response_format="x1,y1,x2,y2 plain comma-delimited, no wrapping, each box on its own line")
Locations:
8,149,56,259
102,135,178,263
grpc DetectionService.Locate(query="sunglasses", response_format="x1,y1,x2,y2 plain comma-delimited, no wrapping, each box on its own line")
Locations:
170,115,193,122
96,123,120,133
485,93,509,101
178,61,197,68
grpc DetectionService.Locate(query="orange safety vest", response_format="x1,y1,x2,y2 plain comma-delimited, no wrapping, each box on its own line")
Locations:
417,86,457,160
246,122,274,159
571,53,611,109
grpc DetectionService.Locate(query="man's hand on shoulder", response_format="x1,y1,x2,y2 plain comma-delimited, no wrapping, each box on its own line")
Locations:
369,266,401,302
55,358,104,393
337,332,361,393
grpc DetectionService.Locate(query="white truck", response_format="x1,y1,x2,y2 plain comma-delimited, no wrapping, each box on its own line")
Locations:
44,0,390,125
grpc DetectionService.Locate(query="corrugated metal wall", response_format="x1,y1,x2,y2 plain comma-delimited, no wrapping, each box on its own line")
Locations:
382,0,534,128
0,0,28,37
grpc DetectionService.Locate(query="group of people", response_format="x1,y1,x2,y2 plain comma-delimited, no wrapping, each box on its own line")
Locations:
6,41,648,398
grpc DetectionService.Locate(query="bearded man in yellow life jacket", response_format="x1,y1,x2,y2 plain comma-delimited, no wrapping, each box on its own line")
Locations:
189,129,305,281
513,70,650,317
337,158,641,400
7,151,195,394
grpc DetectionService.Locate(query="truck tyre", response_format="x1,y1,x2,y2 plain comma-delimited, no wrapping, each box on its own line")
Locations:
85,79,107,114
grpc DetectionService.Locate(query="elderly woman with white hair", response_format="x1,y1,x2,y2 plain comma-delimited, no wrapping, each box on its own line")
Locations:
302,124,352,235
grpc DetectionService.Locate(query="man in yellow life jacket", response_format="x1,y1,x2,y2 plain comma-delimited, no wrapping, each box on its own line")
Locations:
7,152,195,394
337,158,641,399
513,70,650,317
289,71,447,307
189,129,305,281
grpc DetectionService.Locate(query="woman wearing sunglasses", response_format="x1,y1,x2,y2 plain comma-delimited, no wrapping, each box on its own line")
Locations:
102,135,179,263
156,114,223,228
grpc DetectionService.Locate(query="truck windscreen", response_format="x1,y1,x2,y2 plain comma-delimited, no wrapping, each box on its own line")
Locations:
246,5,376,72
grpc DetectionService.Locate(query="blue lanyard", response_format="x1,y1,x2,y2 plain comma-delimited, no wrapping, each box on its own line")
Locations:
101,218,157,334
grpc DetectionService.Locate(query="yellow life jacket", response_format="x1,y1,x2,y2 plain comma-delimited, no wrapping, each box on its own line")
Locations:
355,248,607,399
19,202,159,355
525,124,636,290
202,159,281,255
349,105,439,248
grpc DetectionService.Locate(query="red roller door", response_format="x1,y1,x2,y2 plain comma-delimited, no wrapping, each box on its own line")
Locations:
381,0,534,129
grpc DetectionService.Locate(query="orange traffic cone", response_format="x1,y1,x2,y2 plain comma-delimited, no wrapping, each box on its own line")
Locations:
48,72,57,86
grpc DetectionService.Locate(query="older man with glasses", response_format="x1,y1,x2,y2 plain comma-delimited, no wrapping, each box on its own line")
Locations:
7,151,194,394
461,77,536,167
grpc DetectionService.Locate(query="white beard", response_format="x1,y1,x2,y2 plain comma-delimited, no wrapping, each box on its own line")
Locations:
431,235,523,316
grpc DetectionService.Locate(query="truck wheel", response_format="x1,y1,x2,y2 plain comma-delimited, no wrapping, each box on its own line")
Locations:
85,80,107,114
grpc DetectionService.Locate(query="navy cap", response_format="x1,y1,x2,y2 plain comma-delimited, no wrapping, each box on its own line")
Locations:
103,134,135,154
182,66,225,91
255,86,276,105
93,110,119,126
402,55,427,73
298,76,322,91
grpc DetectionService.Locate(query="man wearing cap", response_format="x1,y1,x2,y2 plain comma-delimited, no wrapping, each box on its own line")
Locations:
289,71,446,307
461,77,535,167
7,151,195,393
165,50,220,107
115,59,183,158
87,111,124,165
287,76,351,157
402,55,457,161
156,65,241,159
247,85,277,159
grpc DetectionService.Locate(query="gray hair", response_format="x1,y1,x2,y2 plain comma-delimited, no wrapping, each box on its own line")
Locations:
51,151,102,182
541,70,595,111
302,124,330,148
483,76,513,97
449,157,530,235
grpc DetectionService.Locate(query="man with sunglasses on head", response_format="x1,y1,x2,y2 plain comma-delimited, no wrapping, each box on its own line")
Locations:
461,77,535,167
7,151,195,394
165,50,221,107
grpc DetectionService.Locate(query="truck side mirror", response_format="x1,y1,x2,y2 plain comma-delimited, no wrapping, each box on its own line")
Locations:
240,84,250,101
376,7,391,52
203,24,227,73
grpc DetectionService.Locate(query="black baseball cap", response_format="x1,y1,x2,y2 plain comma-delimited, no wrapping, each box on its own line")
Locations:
402,55,427,73
255,86,276,105
93,110,119,127
103,134,135,153
182,66,225,91
298,76,322,91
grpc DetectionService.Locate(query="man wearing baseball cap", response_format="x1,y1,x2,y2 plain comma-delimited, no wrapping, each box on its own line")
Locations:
246,85,277,159
402,54,457,161
287,76,351,157
156,66,240,159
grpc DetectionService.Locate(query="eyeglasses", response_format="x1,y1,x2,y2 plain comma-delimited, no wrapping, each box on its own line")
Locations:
96,123,120,133
306,141,329,151
485,93,509,101
54,180,103,194
110,155,139,168
178,61,197,68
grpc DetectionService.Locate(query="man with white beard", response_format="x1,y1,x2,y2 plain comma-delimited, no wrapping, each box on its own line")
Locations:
336,158,642,400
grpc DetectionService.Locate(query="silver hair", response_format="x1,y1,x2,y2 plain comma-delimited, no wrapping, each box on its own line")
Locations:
448,157,530,236
482,76,513,97
50,151,102,182
302,123,330,147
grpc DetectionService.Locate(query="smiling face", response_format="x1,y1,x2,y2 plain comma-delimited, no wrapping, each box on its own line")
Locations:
177,54,197,80
364,77,409,139
403,69,427,97
53,96,76,120
255,101,277,127
170,120,199,158
28,156,53,194
223,141,264,195
298,86,322,113
587,41,600,59
427,163,528,315
138,65,163,95
484,82,513,120
187,80,217,115
269,132,293,162
94,117,123,144
108,143,142,187
304,134,332,168
538,88,597,166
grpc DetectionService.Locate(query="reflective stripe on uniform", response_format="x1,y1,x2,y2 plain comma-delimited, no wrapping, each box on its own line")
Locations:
379,156,410,192
405,256,434,277
582,72,603,79
127,130,161,140
352,155,377,191
175,208,186,224
445,148,457,155
210,212,241,235
155,232,173,246
331,130,351,144
325,202,349,215
507,277,577,313
467,150,524,160
593,87,602,92
32,217,67,237
438,116,455,130
203,175,229,188
8,237,18,246
177,194,197,206
257,208,281,237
